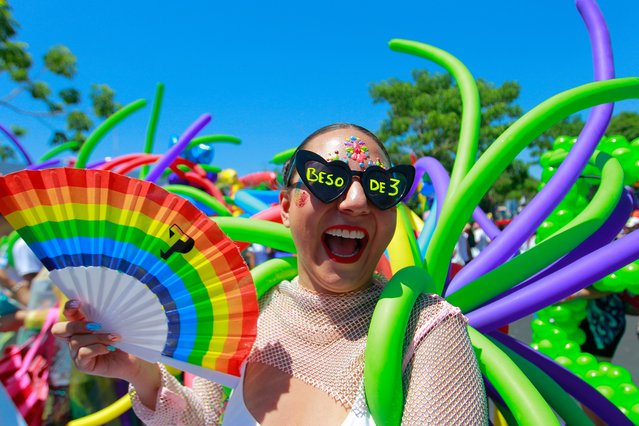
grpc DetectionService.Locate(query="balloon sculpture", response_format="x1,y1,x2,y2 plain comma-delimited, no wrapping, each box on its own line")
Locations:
1,0,639,425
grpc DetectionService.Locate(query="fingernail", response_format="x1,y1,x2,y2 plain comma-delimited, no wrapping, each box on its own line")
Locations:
86,322,102,331
108,334,120,342
65,299,80,309
106,345,116,352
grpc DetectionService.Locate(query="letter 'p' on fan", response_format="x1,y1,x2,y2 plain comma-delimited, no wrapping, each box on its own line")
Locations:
0,168,258,387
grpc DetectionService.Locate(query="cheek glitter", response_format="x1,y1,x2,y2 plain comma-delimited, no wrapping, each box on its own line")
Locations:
296,191,309,208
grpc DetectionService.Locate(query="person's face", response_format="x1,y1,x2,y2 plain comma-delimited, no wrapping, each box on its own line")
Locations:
280,128,397,293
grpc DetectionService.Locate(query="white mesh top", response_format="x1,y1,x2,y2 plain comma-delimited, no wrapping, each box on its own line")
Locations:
130,278,488,425
222,362,376,425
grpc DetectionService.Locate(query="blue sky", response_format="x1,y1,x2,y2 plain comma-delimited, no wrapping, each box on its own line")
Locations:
3,0,639,176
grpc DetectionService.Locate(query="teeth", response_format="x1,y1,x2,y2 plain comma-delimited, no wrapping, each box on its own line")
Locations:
325,228,365,239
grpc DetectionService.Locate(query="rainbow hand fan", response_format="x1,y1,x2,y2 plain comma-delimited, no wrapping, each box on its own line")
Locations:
0,168,258,387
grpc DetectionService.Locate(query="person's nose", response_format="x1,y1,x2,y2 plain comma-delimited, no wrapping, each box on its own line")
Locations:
338,179,370,215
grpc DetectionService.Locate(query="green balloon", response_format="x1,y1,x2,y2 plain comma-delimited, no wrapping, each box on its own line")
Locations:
564,298,588,311
492,336,594,426
364,266,433,426
541,165,557,183
536,220,557,243
540,151,554,167
537,339,559,358
552,135,576,152
470,329,559,426
567,327,586,346
575,353,598,374
599,361,614,374
599,273,626,292
562,341,582,358
616,383,639,407
547,327,569,345
531,318,548,336
596,385,616,401
606,366,633,384
251,257,297,298
544,305,573,323
629,403,639,424
603,135,630,152
554,356,574,370
616,263,639,288
549,209,575,227
212,217,296,254
584,369,606,387
270,147,297,165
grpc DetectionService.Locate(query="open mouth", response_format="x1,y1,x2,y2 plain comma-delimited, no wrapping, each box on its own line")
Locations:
321,225,369,264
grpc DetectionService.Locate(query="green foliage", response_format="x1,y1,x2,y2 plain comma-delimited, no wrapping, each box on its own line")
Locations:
59,87,80,104
0,144,15,161
0,0,119,153
539,112,639,151
370,70,529,210
10,124,24,136
607,111,639,140
0,0,18,41
0,40,31,71
90,84,120,117
43,45,76,77
67,110,92,132
29,80,51,99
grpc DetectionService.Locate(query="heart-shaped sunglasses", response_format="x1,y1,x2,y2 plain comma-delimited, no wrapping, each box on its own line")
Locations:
287,150,415,210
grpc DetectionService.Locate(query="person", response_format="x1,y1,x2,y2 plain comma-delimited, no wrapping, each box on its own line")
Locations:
470,221,490,258
52,123,488,424
452,223,474,266
0,236,43,307
246,243,272,269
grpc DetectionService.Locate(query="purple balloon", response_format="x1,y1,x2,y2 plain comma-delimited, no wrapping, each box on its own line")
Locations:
27,159,61,170
513,188,632,291
0,123,33,165
412,157,500,239
468,227,639,331
472,188,632,309
489,331,632,425
145,113,212,183
86,159,108,169
448,0,615,294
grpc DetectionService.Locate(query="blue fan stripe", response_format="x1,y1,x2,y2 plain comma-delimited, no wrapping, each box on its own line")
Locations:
32,237,203,359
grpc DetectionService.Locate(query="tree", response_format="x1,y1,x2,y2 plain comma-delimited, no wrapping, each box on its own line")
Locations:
370,69,532,212
0,0,120,160
539,111,639,149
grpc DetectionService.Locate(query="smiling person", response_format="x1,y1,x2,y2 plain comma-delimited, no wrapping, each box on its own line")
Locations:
52,123,487,425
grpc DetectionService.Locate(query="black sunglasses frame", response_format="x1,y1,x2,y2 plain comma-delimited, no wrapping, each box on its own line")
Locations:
289,149,415,210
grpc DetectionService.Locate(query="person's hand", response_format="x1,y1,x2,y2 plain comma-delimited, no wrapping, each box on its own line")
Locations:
51,299,159,385
561,286,610,302
0,310,26,331
0,268,15,290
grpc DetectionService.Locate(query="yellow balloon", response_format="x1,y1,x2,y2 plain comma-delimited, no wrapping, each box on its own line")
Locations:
67,395,131,426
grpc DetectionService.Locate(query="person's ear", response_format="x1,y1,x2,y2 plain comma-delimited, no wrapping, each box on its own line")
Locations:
280,189,291,228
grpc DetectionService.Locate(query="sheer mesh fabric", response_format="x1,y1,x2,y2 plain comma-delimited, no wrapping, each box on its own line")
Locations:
247,277,385,408
130,365,226,425
400,296,488,424
130,277,488,425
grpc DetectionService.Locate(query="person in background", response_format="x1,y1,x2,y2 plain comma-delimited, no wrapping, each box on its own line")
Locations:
452,222,474,266
470,221,490,258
